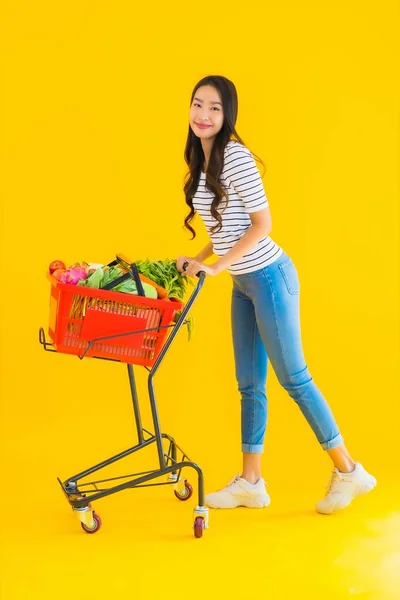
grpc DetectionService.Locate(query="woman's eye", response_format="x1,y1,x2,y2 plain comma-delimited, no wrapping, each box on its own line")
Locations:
193,103,220,111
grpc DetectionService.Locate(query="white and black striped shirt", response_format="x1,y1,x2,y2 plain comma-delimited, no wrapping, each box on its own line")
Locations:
192,140,283,275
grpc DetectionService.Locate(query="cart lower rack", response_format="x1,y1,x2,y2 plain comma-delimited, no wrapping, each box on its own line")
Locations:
39,255,209,538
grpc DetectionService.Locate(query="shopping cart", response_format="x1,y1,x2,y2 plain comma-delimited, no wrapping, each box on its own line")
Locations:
39,254,209,538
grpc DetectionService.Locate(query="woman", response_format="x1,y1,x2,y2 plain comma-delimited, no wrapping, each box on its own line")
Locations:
177,75,376,514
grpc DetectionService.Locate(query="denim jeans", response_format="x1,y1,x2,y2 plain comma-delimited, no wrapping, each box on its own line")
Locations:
231,251,344,453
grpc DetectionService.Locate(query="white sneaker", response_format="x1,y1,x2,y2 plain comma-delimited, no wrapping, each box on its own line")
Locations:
205,475,271,509
316,462,377,515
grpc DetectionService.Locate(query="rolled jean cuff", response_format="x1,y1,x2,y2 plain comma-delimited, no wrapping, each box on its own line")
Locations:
242,443,264,454
321,433,344,451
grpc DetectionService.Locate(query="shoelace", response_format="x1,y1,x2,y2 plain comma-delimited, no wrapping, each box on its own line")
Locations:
221,475,241,490
220,475,268,491
325,469,346,495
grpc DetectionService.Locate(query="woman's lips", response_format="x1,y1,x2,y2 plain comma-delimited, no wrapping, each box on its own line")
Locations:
196,123,212,129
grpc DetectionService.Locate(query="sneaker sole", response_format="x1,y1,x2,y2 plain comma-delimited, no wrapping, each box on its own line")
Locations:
243,498,271,509
206,497,271,509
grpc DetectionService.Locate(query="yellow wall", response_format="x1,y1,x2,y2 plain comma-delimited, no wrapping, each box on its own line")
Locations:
1,0,399,524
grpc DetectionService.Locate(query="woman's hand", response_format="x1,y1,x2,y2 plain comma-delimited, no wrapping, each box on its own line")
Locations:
181,259,219,277
176,255,194,273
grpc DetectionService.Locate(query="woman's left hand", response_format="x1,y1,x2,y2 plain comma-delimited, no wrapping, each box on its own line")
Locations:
182,260,219,277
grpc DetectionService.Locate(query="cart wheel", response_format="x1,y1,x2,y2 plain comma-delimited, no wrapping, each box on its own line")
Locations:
174,480,193,501
81,513,102,534
194,516,205,538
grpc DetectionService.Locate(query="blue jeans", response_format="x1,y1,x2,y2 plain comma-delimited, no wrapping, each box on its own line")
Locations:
231,251,344,453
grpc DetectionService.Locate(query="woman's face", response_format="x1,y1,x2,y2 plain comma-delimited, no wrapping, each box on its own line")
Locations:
189,85,224,139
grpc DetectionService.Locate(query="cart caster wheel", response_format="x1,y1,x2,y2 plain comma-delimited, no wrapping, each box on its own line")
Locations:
194,516,205,538
174,480,193,501
81,513,102,534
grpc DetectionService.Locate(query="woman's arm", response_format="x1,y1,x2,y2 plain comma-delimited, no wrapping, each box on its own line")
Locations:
176,241,214,273
182,207,272,277
213,207,272,274
195,241,214,262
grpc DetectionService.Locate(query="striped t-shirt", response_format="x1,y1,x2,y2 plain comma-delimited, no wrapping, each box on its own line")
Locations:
192,140,283,275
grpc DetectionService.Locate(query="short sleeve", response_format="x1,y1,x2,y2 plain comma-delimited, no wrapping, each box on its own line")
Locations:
224,143,269,213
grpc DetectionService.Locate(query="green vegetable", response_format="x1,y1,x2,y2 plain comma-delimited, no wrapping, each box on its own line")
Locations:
79,267,105,289
135,258,195,340
113,280,157,299
135,258,193,301
173,309,194,341
78,266,157,298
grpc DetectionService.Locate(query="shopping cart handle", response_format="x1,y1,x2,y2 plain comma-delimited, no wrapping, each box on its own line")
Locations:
182,261,206,278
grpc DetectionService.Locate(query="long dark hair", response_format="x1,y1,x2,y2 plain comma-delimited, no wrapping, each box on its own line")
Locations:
183,75,266,239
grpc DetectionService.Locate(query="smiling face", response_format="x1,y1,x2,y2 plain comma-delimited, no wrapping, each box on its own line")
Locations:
189,85,224,139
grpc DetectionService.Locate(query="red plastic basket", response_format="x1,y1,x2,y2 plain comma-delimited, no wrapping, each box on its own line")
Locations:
47,273,184,366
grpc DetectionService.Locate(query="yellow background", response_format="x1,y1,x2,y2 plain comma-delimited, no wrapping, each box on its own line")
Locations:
1,1,399,598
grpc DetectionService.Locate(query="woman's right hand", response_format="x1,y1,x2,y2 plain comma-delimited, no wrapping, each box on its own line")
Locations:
176,255,193,273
